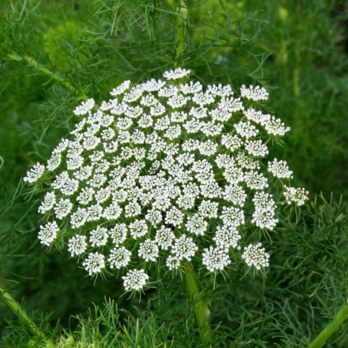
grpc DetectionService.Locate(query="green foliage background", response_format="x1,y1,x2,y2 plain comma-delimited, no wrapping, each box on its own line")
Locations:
0,0,348,347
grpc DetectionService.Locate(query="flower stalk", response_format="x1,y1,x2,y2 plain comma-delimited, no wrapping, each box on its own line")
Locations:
308,301,348,348
184,261,211,342
0,281,47,340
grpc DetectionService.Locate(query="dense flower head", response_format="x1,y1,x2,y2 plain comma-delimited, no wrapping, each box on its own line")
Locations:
24,68,308,292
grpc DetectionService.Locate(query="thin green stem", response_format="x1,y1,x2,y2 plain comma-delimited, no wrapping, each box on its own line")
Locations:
168,0,188,68
6,52,88,101
308,301,348,348
0,281,47,340
183,261,211,342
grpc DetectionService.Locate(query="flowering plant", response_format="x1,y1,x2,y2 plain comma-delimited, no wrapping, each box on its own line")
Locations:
24,68,308,293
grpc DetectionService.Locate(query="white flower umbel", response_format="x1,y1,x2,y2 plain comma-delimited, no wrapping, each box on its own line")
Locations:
122,269,149,291
24,163,45,183
82,252,105,276
26,68,308,292
242,243,270,270
38,221,59,246
283,186,309,206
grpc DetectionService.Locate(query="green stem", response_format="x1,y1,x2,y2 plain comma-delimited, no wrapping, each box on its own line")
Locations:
0,281,47,340
168,0,188,68
308,301,348,348
184,261,211,342
6,52,88,101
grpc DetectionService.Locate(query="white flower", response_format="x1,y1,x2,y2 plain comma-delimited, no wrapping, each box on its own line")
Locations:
244,171,268,190
54,198,73,219
186,214,207,236
214,226,241,249
165,206,184,227
240,85,269,101
221,134,242,152
268,159,293,179
70,207,88,229
122,269,149,291
28,71,307,292
155,226,175,250
221,206,245,227
23,163,45,183
202,247,231,272
234,121,259,139
171,235,198,261
223,185,247,207
283,186,309,206
38,221,59,246
129,219,148,239
73,98,95,115
263,116,290,136
47,153,61,171
38,192,56,214
68,235,87,257
108,246,131,269
138,239,159,262
163,68,191,80
166,255,181,270
242,243,270,270
245,139,269,157
110,80,131,96
82,252,105,276
198,200,218,219
90,226,108,247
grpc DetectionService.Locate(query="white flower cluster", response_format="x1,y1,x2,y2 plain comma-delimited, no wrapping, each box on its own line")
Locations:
25,68,308,292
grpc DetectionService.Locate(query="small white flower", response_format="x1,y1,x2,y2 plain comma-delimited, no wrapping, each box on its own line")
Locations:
165,206,184,227
23,163,45,183
214,226,241,249
155,226,175,250
244,171,268,190
166,255,181,270
82,252,105,276
221,206,245,227
263,116,290,136
223,185,247,207
73,98,95,116
163,68,191,80
186,214,207,236
242,243,270,270
38,221,59,246
221,134,243,152
47,153,62,171
70,207,88,229
245,139,269,157
109,223,127,246
125,200,142,218
171,235,198,261
68,235,87,257
89,226,108,247
122,269,149,291
138,239,159,262
234,121,259,139
129,219,148,239
38,192,56,214
268,159,293,179
108,246,131,269
110,80,131,96
202,246,231,272
283,186,309,206
60,178,79,196
54,198,73,219
240,85,269,101
198,200,218,218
